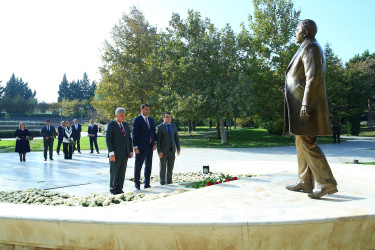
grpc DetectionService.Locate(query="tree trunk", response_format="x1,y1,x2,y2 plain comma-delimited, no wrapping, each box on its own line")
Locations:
234,117,237,129
192,121,196,131
216,120,220,138
219,118,227,144
368,97,373,128
188,120,192,133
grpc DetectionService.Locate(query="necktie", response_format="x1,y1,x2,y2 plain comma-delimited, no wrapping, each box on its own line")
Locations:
145,117,150,129
120,123,125,136
167,124,172,136
48,126,49,132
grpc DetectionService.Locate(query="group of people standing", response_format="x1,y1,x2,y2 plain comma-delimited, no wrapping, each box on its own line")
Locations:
106,104,181,195
15,119,99,162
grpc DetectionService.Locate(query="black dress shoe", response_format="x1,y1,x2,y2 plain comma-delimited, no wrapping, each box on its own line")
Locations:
110,190,117,195
144,184,151,189
97,151,99,154
49,158,54,160
44,158,47,161
135,186,140,190
90,152,93,154
286,182,313,193
117,190,124,194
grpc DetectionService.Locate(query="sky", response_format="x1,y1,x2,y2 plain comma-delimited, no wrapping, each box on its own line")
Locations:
0,0,374,103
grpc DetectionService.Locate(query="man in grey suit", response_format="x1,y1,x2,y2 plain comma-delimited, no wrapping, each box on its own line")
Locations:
156,112,180,185
282,19,337,199
106,107,133,195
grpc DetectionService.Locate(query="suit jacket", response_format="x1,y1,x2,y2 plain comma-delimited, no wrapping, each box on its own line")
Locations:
132,115,156,151
283,38,332,136
41,126,56,141
88,124,98,137
156,123,180,155
106,120,133,159
72,124,82,140
57,126,65,140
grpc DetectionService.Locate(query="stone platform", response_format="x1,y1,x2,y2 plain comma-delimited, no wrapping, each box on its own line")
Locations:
0,160,374,249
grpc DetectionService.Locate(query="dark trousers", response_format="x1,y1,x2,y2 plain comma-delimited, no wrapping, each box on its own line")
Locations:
110,157,128,193
159,148,176,184
134,145,153,187
295,136,337,188
56,139,63,153
90,136,99,152
333,133,340,144
63,143,73,159
43,139,54,159
73,137,80,152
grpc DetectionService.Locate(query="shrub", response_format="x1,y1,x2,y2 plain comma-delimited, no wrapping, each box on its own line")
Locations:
267,118,285,135
0,130,40,138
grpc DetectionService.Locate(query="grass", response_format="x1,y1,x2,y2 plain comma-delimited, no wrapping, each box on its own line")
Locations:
0,136,107,153
358,126,375,137
345,162,375,165
178,127,335,148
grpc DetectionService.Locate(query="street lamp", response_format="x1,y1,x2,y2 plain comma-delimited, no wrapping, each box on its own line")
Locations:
59,109,64,122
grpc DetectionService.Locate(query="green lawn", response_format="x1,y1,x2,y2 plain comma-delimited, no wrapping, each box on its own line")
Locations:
0,136,107,153
358,126,375,137
178,127,335,148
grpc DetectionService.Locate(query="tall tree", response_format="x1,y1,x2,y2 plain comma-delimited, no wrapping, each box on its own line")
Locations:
239,0,300,125
58,73,70,102
1,74,37,113
94,7,162,119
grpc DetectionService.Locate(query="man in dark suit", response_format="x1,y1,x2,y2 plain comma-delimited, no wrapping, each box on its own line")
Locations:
88,119,99,154
56,121,65,155
106,107,133,195
41,120,56,161
72,119,81,153
156,112,181,185
132,104,156,190
282,19,337,199
332,121,341,144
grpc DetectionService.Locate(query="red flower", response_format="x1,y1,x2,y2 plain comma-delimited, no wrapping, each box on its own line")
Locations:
206,181,213,187
31,137,33,140
216,180,221,184
225,178,229,182
231,177,238,181
56,133,58,136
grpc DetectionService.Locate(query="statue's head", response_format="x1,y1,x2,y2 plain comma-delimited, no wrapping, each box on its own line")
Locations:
295,19,317,44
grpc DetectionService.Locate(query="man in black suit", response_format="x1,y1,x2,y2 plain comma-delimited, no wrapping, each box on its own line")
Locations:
132,104,156,190
41,120,56,161
56,121,65,155
88,119,99,154
106,107,133,195
156,112,181,185
72,119,81,153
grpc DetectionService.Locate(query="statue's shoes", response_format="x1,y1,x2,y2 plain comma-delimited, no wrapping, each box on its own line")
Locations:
286,182,313,193
308,186,338,199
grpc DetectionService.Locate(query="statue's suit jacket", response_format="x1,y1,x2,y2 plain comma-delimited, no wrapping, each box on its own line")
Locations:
106,120,133,159
283,38,332,136
156,123,180,155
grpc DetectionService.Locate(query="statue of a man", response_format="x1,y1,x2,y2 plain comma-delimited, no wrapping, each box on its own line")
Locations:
282,19,337,199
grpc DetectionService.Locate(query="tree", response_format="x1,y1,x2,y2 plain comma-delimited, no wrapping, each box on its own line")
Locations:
58,74,70,102
94,7,162,119
239,0,300,126
1,74,37,113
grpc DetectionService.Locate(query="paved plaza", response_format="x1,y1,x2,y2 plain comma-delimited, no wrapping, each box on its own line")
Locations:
0,136,374,196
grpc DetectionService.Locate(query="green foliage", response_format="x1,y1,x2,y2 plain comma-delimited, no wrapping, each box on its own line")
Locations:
346,116,361,136
267,118,284,135
58,73,96,102
0,130,40,139
0,74,37,113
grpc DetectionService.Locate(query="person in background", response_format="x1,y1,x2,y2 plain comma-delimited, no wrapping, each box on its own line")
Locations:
41,120,56,161
63,120,73,159
332,121,341,144
15,122,31,162
156,112,181,185
88,119,99,154
56,121,65,155
72,119,82,153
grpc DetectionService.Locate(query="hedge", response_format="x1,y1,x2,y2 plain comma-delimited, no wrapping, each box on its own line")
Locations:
0,130,41,139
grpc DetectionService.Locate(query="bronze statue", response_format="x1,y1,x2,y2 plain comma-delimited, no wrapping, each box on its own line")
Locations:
282,19,337,199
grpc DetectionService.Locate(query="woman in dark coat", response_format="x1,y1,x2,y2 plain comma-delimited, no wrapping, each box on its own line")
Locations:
15,122,31,162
